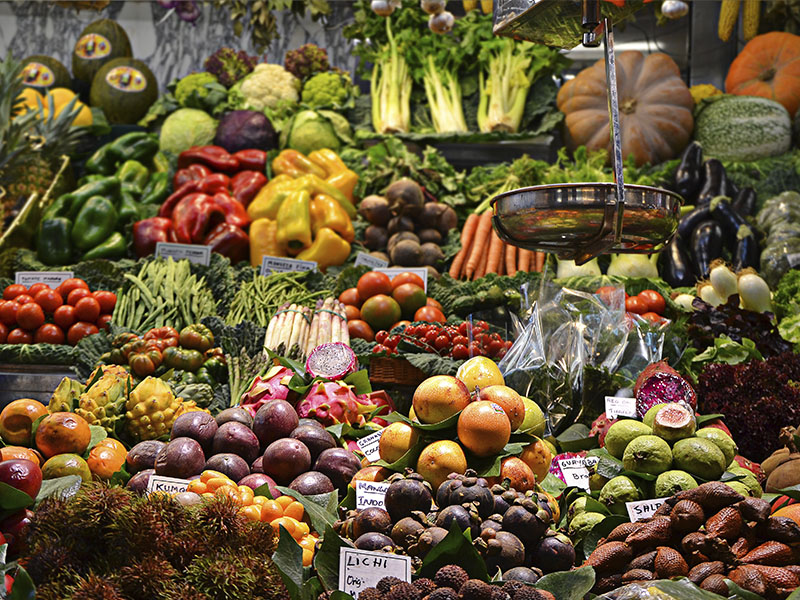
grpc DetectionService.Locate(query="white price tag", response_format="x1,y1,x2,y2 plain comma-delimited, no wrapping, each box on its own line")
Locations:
155,242,211,266
260,255,317,275
626,498,667,522
605,396,637,419
374,267,428,292
356,430,383,463
339,548,411,599
15,271,73,288
355,253,389,269
558,457,591,491
146,475,190,495
356,481,390,510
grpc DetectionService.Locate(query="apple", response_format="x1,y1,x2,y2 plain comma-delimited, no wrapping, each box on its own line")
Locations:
412,375,471,424
0,459,41,500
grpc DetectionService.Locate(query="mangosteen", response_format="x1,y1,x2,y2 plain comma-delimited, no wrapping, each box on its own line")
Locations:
290,471,335,496
436,477,463,508
359,195,392,226
314,448,362,492
384,472,433,522
291,424,336,463
491,485,520,516
386,179,424,219
365,225,389,251
483,531,525,574
215,407,253,428
479,515,504,536
410,526,448,556
352,507,393,538
391,516,426,548
435,505,479,538
354,532,395,551
502,567,541,584
449,473,494,519
529,531,575,573
501,498,551,546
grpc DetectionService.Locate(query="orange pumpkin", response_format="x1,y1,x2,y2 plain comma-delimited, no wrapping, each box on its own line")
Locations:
725,31,800,118
557,51,694,166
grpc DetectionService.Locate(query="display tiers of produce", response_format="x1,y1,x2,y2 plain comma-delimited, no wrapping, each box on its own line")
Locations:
5,2,800,599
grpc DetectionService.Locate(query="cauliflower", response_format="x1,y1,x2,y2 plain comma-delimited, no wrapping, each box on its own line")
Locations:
284,43,330,81
174,72,228,114
229,63,300,112
301,71,353,109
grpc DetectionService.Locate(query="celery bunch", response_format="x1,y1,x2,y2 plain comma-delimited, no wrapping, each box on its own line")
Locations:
371,18,412,134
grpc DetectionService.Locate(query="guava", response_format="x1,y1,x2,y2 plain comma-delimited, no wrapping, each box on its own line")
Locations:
599,475,641,515
654,470,698,498
643,403,669,429
567,496,587,523
696,427,738,466
604,420,652,459
672,437,726,480
589,472,609,491
568,511,605,543
622,435,673,475
652,404,696,443
728,466,762,498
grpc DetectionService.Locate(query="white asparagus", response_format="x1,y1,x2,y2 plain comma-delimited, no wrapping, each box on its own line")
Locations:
318,297,333,347
304,299,323,358
264,310,280,352
341,311,350,345
288,305,309,359
331,300,340,344
268,304,289,351
297,307,312,359
279,304,299,355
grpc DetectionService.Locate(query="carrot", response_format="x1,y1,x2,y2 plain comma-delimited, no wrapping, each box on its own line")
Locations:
464,210,492,279
505,244,517,276
535,251,546,272
449,245,468,278
518,249,532,272
485,230,503,275
497,251,505,276
475,242,490,279
448,213,479,279
460,213,479,245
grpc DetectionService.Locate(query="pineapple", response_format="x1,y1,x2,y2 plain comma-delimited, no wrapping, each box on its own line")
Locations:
74,365,131,434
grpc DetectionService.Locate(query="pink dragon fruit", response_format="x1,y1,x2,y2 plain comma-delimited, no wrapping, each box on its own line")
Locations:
363,390,395,427
296,381,375,427
239,366,295,418
634,360,697,418
589,412,618,447
306,343,357,380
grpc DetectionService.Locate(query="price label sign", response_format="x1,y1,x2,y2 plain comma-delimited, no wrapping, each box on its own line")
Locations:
374,267,428,292
15,271,73,288
355,481,390,510
355,253,389,269
605,396,637,419
558,457,591,491
356,430,383,463
339,548,411,599
155,242,211,266
626,498,667,522
146,475,190,495
260,255,317,276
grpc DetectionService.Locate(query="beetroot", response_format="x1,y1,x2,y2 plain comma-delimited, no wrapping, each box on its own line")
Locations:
634,361,697,418
239,366,295,418
305,343,357,380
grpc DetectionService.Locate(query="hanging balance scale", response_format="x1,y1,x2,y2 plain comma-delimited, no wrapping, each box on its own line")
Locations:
490,0,683,264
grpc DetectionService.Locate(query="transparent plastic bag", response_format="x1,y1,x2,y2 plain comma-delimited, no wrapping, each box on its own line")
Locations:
756,190,800,233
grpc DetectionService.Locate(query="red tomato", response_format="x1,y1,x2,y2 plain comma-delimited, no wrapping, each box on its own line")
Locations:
74,297,101,323
14,294,33,305
595,285,624,305
0,323,7,343
34,289,63,313
67,322,99,346
34,324,65,345
640,311,665,324
414,306,446,323
67,288,91,306
97,314,113,331
625,296,648,315
0,302,17,327
452,344,469,360
356,272,393,300
637,290,666,315
16,303,44,330
6,329,32,344
56,278,88,301
390,320,411,331
347,319,375,342
338,287,362,308
2,284,26,300
27,283,49,297
391,272,425,290
53,305,76,330
92,291,116,314
375,331,389,345
426,298,443,311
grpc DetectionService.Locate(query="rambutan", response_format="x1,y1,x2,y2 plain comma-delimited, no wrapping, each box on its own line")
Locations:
117,555,176,598
185,551,257,599
66,572,125,600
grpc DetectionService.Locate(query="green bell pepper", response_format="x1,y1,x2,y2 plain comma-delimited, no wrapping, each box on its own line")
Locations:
82,232,127,260
118,190,141,224
71,196,118,250
153,151,172,174
117,160,150,190
203,356,226,381
85,144,116,175
121,181,142,198
63,177,121,220
78,174,106,186
162,347,205,372
43,193,73,221
141,172,170,205
109,132,159,165
37,218,73,266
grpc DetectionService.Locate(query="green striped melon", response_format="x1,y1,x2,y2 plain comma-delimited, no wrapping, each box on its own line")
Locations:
694,95,791,162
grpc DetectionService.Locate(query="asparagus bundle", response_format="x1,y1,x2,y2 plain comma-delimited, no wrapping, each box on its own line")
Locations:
304,298,349,358
264,303,313,360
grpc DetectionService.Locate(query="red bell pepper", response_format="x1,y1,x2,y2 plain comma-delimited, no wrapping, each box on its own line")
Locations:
178,145,240,173
132,217,175,257
173,164,212,189
172,193,226,244
233,149,267,172
230,171,267,207
212,192,251,228
198,173,231,194
205,223,250,264
159,174,232,219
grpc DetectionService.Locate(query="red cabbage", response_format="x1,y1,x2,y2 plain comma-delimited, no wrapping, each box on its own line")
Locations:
214,110,277,154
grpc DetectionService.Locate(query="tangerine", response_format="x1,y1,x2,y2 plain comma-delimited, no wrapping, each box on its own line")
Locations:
379,422,419,464
457,401,511,457
87,445,126,480
0,446,42,466
416,440,467,490
41,453,92,483
0,399,48,446
34,412,91,458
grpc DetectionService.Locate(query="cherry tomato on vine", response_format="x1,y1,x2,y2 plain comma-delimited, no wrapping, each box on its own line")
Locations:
625,296,648,315
452,344,469,360
375,331,389,345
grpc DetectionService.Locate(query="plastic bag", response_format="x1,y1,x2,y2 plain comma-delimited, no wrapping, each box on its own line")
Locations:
756,190,800,233
761,239,800,287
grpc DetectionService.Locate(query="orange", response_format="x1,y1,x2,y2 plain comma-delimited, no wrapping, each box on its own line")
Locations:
519,438,553,482
283,501,305,521
379,422,419,464
95,438,127,457
0,399,48,446
87,445,126,480
35,412,91,458
260,499,284,523
201,470,227,483
416,440,467,490
276,495,295,509
0,446,43,466
456,401,511,457
239,505,262,522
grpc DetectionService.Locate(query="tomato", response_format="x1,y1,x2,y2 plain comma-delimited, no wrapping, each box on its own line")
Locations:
338,287,362,308
375,331,389,345
356,272,393,300
67,322,99,346
372,344,389,355
97,314,113,331
92,291,116,314
34,324,65,345
2,285,26,300
53,305,76,330
405,325,418,336
0,302,18,327
392,283,427,320
453,335,469,347
361,295,402,331
488,339,505,357
469,342,484,357
625,296,648,315
67,288,91,306
426,297,443,311
390,272,425,290
390,320,410,331
0,323,7,343
452,344,469,360
640,311,665,324
457,322,470,336
344,305,360,320
595,285,624,305
34,289,63,314
14,294,33,305
385,335,401,350
7,329,32,344
16,303,44,330
27,283,50,297
56,278,88,301
347,319,375,342
74,297,101,323
424,329,439,343
434,335,451,351
414,306,446,323
637,290,666,315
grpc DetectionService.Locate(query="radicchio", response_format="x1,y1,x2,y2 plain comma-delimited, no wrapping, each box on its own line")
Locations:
634,360,697,418
239,366,295,418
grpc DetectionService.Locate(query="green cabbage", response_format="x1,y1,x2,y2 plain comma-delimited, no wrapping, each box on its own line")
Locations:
159,108,217,155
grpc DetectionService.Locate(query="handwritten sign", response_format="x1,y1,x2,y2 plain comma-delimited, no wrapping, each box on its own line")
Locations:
260,255,317,276
356,430,383,463
15,271,73,287
558,456,591,491
155,242,211,266
605,396,637,419
356,481,390,510
374,267,428,292
626,498,667,522
355,253,389,269
339,548,411,599
146,475,190,495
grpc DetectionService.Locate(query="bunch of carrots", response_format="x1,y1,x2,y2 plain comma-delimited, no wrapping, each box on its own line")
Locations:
449,210,546,280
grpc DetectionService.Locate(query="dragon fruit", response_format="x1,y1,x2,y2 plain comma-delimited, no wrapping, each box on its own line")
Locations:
634,360,697,418
239,366,295,418
296,380,374,427
734,455,765,483
363,390,395,427
589,412,618,447
306,343,357,380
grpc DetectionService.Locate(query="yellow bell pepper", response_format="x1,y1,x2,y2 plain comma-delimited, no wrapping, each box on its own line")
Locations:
248,175,304,221
297,227,351,271
276,189,312,254
271,149,327,179
294,174,356,219
325,169,358,205
308,149,348,177
310,194,354,243
249,218,282,266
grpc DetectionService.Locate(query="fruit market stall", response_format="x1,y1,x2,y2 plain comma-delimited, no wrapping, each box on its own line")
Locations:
4,1,800,600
